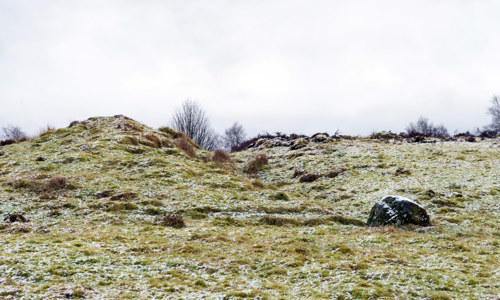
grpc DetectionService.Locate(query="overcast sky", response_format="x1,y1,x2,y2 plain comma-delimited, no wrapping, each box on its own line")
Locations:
1,0,499,137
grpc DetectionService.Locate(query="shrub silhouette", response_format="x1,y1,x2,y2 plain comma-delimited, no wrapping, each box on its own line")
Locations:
405,117,449,138
1,125,28,142
170,99,220,150
485,95,500,134
223,122,247,151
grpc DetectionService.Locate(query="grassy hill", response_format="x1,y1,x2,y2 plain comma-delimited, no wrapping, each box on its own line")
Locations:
0,115,498,299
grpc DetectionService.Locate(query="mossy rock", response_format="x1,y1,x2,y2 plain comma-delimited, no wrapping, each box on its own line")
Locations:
367,195,431,227
271,191,290,201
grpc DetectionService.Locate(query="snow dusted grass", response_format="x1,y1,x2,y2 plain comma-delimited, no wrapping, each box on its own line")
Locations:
0,118,499,298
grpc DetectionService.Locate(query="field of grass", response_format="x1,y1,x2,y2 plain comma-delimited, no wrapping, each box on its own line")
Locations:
0,116,498,299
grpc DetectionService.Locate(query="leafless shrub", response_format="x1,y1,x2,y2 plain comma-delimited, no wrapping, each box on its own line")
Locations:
2,125,28,141
223,122,247,151
485,95,500,135
171,99,220,150
405,117,449,138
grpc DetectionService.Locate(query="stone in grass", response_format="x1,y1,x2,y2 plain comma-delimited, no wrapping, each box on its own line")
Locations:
4,213,29,223
95,190,112,199
367,195,431,227
299,173,320,183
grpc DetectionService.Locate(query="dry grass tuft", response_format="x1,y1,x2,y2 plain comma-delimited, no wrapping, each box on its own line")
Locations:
213,149,232,163
8,176,69,193
177,135,197,158
328,215,365,226
259,216,300,227
245,154,268,175
158,126,182,138
155,214,185,228
141,133,162,148
45,176,67,191
38,124,56,137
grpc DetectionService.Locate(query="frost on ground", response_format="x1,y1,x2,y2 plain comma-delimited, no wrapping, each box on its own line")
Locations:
0,116,499,299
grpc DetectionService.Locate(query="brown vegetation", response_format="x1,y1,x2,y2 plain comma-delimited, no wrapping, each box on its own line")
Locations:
155,214,185,228
213,149,231,163
245,154,268,175
8,175,69,194
177,135,197,158
37,125,56,137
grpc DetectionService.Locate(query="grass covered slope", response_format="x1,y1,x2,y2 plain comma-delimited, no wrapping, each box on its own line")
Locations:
0,116,499,299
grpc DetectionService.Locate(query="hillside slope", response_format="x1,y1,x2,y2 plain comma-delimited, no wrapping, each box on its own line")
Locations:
0,116,498,299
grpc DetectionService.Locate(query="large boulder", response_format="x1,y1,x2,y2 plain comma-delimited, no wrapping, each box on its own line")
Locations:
367,195,431,227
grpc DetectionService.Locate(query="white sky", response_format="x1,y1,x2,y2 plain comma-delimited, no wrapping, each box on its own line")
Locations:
1,0,499,137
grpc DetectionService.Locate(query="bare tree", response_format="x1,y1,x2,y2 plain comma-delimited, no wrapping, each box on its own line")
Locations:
486,95,500,133
171,99,220,150
2,125,27,141
405,117,449,138
223,122,247,151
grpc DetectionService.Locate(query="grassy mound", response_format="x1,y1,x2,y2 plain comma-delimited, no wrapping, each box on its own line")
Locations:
0,116,498,298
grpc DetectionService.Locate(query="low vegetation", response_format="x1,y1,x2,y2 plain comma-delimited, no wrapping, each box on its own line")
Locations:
0,115,498,298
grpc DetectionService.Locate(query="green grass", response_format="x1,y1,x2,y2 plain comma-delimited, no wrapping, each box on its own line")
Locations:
0,116,499,298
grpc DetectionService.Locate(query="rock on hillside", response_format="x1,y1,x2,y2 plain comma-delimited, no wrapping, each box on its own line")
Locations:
367,195,431,227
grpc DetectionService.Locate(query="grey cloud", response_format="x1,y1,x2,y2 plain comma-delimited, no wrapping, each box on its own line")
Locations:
1,0,499,137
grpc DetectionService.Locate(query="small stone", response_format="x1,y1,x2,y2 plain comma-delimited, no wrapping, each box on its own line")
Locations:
311,133,330,143
95,190,112,199
395,167,411,175
299,173,320,183
426,190,436,197
326,167,346,178
4,213,29,223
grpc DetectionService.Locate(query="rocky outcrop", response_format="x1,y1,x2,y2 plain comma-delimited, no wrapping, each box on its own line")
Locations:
367,195,431,227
